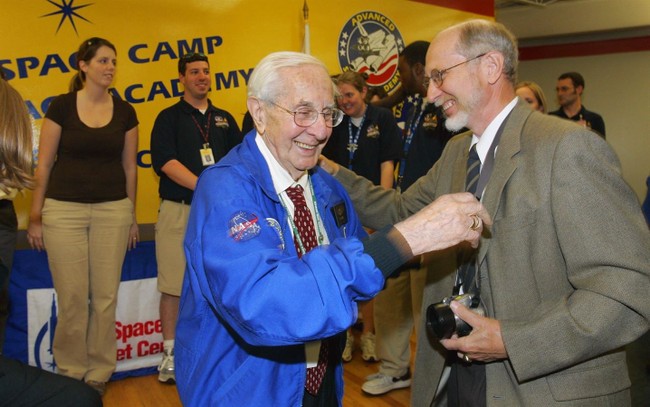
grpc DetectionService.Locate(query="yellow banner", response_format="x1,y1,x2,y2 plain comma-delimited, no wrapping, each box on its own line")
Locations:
2,0,486,226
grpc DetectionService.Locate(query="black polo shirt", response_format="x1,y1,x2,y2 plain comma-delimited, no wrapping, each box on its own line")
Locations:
549,105,606,139
150,98,242,203
399,103,457,192
322,104,402,186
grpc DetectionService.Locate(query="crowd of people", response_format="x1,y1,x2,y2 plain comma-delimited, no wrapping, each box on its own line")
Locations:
0,17,648,407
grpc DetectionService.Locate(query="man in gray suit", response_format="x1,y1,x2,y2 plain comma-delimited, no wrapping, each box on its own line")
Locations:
320,19,650,406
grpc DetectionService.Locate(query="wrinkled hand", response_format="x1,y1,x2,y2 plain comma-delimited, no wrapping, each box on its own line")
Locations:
128,223,140,250
27,220,45,251
440,300,507,363
318,155,340,176
394,192,491,256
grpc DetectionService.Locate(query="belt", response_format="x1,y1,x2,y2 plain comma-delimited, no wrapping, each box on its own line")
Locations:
163,197,191,205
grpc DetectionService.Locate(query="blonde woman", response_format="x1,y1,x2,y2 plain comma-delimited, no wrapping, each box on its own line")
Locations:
323,71,402,363
515,80,548,113
0,76,34,349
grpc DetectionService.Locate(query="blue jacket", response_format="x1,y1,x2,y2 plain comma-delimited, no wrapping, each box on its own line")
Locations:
175,133,385,406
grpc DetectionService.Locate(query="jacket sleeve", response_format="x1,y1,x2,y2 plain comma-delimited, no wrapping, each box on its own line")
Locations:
183,167,386,347
502,129,650,380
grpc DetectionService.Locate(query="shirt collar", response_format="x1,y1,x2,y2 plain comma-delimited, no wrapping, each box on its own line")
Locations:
254,133,309,195
471,97,518,163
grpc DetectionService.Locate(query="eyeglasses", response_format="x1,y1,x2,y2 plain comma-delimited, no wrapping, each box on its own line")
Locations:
423,53,486,89
178,52,209,74
268,101,344,128
180,52,207,61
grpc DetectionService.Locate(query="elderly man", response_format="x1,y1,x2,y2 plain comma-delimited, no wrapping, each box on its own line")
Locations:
174,51,489,407
324,20,650,406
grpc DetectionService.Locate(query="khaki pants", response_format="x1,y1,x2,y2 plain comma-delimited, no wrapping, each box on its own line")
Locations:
42,198,132,382
155,200,190,296
374,262,427,377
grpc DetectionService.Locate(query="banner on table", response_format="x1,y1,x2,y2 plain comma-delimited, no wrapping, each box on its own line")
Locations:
5,241,161,379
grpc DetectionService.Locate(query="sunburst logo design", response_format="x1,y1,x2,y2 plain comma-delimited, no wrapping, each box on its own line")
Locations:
41,0,94,35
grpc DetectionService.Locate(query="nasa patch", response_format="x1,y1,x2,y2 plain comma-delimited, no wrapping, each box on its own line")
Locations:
228,211,261,242
338,11,404,94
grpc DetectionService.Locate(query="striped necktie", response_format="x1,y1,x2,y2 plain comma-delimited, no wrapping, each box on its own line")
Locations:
466,144,481,197
460,144,481,292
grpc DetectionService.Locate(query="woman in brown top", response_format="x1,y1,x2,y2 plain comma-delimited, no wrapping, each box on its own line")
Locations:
26,37,139,396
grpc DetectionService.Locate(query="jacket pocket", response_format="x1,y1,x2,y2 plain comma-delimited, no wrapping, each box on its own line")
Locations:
546,352,630,401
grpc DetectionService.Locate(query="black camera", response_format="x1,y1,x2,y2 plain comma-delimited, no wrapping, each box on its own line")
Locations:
426,293,485,340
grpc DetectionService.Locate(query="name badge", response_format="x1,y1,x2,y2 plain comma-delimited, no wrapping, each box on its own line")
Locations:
200,143,215,166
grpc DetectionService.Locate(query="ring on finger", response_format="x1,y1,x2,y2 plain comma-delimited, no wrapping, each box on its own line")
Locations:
469,214,481,231
462,353,471,363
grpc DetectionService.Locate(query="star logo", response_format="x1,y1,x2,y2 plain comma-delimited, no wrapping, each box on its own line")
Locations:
41,0,94,35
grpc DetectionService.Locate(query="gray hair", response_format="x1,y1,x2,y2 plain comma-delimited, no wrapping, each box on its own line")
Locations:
448,20,518,85
247,51,336,101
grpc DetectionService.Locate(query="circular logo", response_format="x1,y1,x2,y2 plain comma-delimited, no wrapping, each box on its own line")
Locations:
228,211,261,242
337,11,404,93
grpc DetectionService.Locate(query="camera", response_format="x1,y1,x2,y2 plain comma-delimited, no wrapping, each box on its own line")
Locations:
426,293,485,340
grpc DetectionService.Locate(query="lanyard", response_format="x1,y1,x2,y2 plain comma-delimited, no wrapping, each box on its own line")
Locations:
346,111,366,170
397,97,425,184
190,111,212,145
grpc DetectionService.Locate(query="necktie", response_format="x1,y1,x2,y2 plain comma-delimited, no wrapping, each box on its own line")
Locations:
460,145,480,292
466,144,481,197
286,185,318,254
285,185,329,395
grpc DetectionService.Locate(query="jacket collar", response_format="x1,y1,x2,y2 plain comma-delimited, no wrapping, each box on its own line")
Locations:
477,100,531,262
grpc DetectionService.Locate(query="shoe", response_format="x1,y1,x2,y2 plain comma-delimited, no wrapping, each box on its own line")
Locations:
86,380,106,396
361,370,411,396
342,330,354,362
158,348,175,384
360,332,377,362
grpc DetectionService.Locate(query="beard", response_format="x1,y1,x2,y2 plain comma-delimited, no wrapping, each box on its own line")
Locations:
445,110,470,132
441,90,481,132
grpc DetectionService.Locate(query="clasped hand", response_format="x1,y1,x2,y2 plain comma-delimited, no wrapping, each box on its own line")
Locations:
440,300,508,363
394,193,491,256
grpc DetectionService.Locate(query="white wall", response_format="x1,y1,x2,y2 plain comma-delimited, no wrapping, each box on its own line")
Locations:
517,50,650,202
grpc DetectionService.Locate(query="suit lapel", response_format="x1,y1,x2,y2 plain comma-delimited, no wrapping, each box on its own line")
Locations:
453,135,473,193
478,102,530,262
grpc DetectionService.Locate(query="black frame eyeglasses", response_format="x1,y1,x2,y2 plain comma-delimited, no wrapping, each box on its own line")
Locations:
268,101,344,128
423,53,486,89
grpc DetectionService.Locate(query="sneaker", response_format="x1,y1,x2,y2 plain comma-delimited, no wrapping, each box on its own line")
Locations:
158,348,175,384
361,370,412,396
342,330,354,362
365,371,382,381
360,332,377,362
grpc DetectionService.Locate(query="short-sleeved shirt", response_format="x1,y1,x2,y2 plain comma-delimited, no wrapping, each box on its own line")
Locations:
150,98,242,204
322,104,401,186
45,92,138,203
549,105,606,138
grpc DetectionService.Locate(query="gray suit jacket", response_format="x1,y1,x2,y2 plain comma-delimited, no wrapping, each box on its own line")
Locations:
335,100,650,406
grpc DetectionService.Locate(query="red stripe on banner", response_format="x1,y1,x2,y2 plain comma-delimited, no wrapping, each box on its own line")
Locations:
520,36,650,60
409,0,494,17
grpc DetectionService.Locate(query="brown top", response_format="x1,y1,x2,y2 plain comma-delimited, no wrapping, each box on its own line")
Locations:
45,92,138,203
